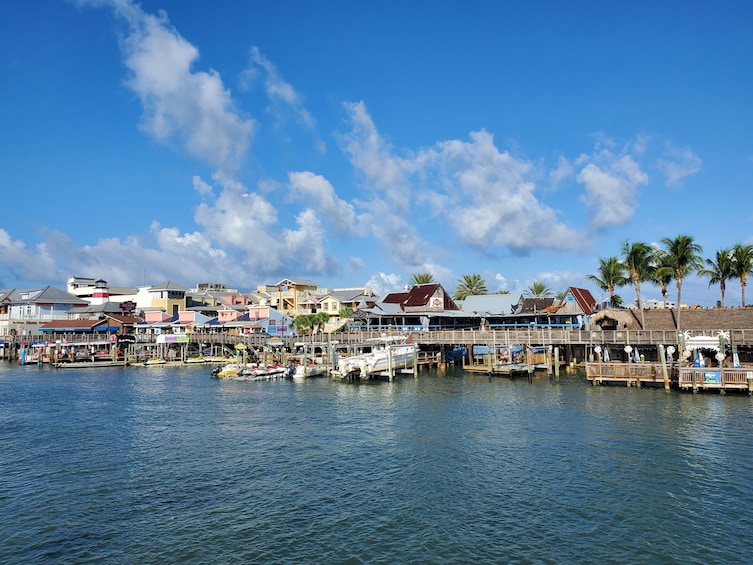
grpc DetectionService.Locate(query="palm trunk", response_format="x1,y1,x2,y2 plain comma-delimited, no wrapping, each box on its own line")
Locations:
720,280,725,308
634,281,645,329
675,278,683,332
742,276,748,308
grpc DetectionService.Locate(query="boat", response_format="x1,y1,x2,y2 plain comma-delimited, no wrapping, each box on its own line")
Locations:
291,361,329,381
145,358,167,366
331,336,417,379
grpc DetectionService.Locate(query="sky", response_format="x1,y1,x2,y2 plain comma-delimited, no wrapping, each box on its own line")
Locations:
1,1,752,306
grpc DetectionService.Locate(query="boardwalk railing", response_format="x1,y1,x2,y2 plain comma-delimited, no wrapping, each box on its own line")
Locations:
678,367,753,391
7,327,753,350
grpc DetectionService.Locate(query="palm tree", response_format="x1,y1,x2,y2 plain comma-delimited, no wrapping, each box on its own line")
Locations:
312,312,330,333
732,243,753,307
525,280,553,297
621,240,655,329
410,273,434,286
660,234,703,331
291,314,313,335
699,248,734,307
586,256,627,307
452,274,488,301
652,249,674,309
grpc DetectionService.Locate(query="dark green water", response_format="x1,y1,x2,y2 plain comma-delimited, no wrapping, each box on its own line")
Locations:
1,363,752,564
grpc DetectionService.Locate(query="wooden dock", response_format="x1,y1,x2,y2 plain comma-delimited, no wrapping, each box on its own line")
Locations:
677,367,753,393
586,362,674,389
586,362,753,394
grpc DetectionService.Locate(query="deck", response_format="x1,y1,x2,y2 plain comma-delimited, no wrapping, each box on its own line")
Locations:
585,362,673,388
677,367,753,393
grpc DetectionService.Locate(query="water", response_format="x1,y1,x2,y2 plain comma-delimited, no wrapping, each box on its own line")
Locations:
1,363,752,564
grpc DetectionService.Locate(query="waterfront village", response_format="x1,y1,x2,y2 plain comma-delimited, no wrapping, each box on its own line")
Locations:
2,275,753,393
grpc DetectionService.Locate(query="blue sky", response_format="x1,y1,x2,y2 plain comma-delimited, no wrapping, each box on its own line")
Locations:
1,1,751,306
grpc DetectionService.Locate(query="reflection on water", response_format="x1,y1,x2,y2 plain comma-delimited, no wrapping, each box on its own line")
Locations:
1,363,752,563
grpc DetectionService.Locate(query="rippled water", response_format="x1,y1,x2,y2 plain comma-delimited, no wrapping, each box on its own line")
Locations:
1,363,752,564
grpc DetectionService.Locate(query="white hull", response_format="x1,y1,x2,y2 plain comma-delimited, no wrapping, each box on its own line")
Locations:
334,344,417,379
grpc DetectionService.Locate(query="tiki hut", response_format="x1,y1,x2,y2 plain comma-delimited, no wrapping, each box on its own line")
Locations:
590,308,637,330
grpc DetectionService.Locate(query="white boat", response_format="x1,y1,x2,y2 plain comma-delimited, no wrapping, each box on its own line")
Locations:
332,336,417,379
292,362,329,381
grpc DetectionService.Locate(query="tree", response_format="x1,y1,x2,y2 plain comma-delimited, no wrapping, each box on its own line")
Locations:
660,234,703,331
452,274,488,301
586,256,627,307
732,243,753,307
652,249,674,309
291,314,313,335
313,312,330,333
699,248,734,307
621,240,655,329
525,280,553,297
410,273,434,286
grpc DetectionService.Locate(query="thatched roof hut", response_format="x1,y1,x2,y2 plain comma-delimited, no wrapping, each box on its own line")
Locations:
590,308,637,330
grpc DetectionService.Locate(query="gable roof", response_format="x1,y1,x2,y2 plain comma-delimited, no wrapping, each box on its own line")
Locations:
460,294,523,316
382,291,409,304
273,278,318,288
519,297,557,314
1,286,88,306
380,284,458,311
149,280,189,292
567,287,597,315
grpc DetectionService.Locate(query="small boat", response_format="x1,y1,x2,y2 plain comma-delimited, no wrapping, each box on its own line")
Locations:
332,336,417,379
145,358,166,366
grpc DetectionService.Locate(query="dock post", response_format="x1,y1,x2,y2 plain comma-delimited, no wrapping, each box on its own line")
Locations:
388,345,394,382
554,347,560,379
413,348,418,379
747,373,753,395
658,345,670,391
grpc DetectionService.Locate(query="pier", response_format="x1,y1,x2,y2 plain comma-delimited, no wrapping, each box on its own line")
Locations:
4,326,753,392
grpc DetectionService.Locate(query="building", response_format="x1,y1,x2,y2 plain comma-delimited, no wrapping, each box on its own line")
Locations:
0,286,89,336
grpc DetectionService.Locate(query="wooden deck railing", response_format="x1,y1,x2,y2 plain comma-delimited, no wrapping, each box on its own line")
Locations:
678,367,753,390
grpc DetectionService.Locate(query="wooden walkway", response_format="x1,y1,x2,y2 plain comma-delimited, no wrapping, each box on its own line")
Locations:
586,362,753,393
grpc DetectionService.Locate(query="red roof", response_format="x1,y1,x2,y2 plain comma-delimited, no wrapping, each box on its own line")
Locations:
382,291,410,304
381,284,458,310
568,287,596,315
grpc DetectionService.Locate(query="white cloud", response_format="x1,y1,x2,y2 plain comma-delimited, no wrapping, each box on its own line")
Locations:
550,156,574,189
192,175,213,196
243,46,321,148
287,171,362,237
418,130,587,253
576,150,648,230
494,273,508,291
340,101,435,268
365,272,405,297
657,145,702,187
103,1,254,174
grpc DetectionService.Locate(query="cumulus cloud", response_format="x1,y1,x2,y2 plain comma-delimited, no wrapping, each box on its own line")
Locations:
244,47,317,132
287,171,362,237
550,156,574,189
192,175,213,196
576,149,648,230
340,101,435,268
365,272,405,297
657,145,702,187
494,273,508,291
98,0,254,174
417,130,587,253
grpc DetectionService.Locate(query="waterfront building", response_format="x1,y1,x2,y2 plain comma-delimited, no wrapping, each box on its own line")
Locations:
0,286,89,336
